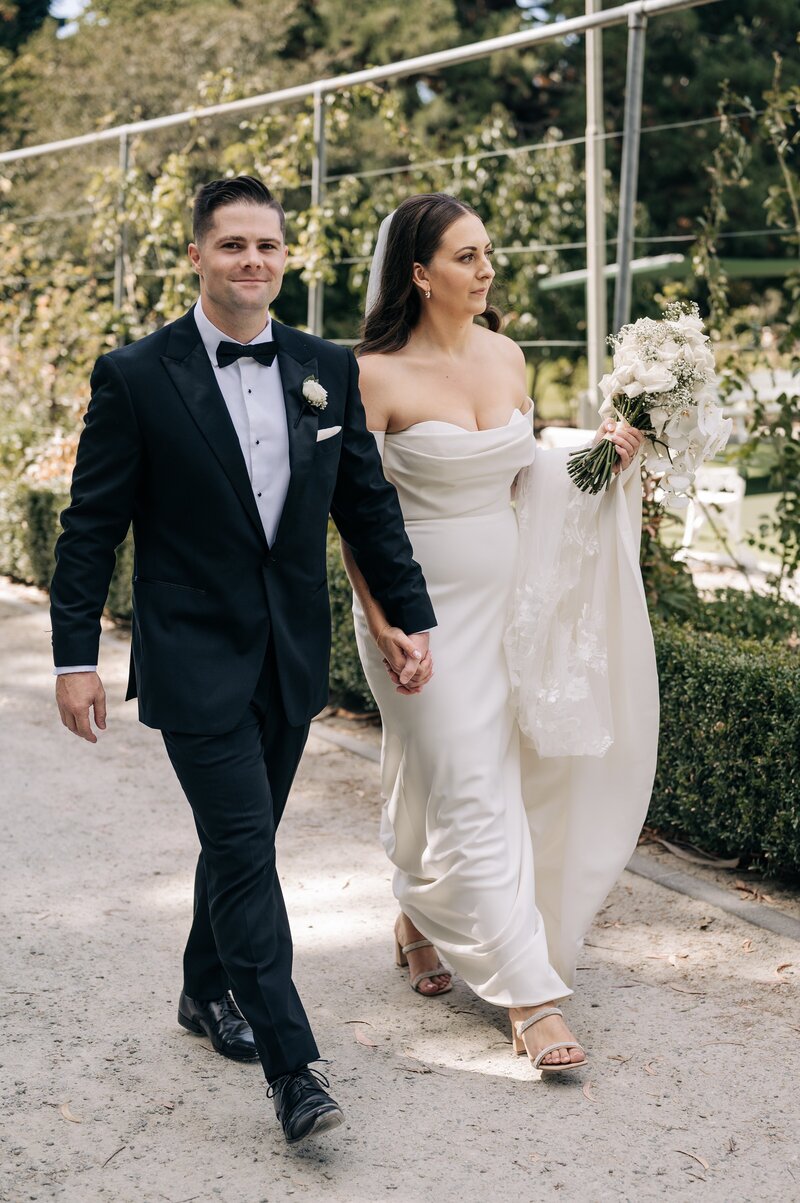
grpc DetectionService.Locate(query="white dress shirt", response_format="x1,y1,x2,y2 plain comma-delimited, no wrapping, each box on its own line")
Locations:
56,297,290,674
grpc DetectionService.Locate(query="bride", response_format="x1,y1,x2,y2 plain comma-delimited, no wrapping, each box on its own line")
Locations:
341,193,658,1073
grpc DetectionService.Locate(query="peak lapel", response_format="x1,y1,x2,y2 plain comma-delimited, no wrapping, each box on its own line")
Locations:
272,322,319,548
161,317,267,547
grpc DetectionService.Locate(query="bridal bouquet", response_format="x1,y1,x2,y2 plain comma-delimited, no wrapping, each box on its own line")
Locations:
566,301,730,505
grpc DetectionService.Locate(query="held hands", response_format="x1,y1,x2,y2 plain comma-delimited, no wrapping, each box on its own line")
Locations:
594,419,645,473
55,671,107,743
376,628,433,695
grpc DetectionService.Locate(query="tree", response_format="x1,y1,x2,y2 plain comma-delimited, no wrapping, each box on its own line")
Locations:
0,0,52,54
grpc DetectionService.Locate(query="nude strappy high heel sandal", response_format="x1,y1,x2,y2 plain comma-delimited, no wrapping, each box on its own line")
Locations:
394,916,453,996
511,1006,588,1073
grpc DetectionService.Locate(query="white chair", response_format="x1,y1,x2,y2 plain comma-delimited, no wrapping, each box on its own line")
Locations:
680,464,746,553
537,425,596,450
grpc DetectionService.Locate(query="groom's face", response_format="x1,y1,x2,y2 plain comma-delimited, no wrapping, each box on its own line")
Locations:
188,201,288,317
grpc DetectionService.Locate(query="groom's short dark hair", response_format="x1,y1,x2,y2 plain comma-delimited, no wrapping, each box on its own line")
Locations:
192,176,286,243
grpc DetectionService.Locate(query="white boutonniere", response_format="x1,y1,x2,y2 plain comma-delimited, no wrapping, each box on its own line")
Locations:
302,375,328,411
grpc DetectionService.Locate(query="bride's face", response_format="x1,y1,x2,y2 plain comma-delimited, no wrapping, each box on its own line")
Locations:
414,213,495,316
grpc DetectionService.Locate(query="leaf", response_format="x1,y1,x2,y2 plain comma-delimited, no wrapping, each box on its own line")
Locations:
608,1054,632,1063
652,836,740,868
733,880,778,905
643,1060,659,1075
776,962,793,974
59,1103,81,1124
675,1149,709,1171
741,939,754,953
343,1019,373,1026
581,1080,596,1103
354,1027,377,1048
668,984,706,995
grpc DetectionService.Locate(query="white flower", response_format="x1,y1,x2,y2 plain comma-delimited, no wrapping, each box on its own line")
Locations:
637,363,678,394
302,376,328,410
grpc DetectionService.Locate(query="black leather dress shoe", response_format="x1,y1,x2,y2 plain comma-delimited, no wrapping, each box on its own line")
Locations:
269,1067,344,1144
177,990,260,1062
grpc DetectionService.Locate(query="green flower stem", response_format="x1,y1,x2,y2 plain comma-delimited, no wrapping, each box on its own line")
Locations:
567,396,652,494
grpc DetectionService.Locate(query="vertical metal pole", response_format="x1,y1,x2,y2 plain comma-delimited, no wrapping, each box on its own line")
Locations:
613,11,648,333
583,0,607,427
113,131,129,329
306,90,327,335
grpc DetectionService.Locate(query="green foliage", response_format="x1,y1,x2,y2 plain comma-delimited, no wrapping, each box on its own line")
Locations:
639,474,701,621
687,586,800,642
650,618,800,879
0,482,134,620
106,532,134,622
20,484,65,589
326,525,374,711
0,0,52,54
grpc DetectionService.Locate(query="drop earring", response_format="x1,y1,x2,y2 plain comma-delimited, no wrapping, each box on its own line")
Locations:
424,288,431,300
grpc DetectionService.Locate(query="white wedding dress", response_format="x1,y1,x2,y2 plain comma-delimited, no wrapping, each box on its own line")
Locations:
353,405,658,1006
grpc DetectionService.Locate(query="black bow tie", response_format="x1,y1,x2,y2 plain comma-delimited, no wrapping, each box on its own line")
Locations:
216,340,278,369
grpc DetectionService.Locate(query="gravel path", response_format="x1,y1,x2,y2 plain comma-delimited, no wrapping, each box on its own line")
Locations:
2,578,799,1203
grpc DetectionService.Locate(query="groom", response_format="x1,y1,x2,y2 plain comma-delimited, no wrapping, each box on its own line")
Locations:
50,175,435,1143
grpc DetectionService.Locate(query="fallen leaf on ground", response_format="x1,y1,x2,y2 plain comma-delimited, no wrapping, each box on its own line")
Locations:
343,1019,373,1025
394,1061,433,1074
776,963,793,974
156,1100,174,1110
653,837,739,868
675,1150,709,1171
581,1080,596,1103
668,984,706,995
642,1060,659,1075
608,1054,632,1063
59,1103,81,1124
741,939,754,953
354,1028,378,1048
734,880,777,905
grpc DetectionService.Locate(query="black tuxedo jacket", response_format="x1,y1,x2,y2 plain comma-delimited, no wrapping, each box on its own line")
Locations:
50,307,435,733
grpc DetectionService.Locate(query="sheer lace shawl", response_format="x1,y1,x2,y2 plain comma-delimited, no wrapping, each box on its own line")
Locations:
505,446,654,758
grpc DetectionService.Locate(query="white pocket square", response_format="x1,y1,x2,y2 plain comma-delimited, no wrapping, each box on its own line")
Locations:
316,425,342,442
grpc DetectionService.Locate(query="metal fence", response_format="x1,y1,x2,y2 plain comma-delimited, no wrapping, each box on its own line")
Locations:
2,0,721,418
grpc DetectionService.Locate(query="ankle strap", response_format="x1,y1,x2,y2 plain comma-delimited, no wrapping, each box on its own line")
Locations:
402,938,434,954
515,1007,563,1037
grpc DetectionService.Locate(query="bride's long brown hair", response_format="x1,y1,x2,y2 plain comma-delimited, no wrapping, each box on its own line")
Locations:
357,193,502,357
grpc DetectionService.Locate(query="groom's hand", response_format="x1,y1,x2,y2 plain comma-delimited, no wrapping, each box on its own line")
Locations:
56,671,107,743
377,629,433,694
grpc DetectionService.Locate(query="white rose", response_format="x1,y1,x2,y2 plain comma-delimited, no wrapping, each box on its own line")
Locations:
638,363,677,394
302,377,328,409
676,312,705,336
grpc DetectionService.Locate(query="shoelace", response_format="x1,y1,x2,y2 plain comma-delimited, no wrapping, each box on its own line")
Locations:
267,1065,331,1102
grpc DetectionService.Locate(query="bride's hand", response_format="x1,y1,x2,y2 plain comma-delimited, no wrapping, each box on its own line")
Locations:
594,419,645,473
376,627,433,694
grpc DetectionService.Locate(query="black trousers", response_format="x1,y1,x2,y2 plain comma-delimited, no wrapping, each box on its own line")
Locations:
162,644,319,1082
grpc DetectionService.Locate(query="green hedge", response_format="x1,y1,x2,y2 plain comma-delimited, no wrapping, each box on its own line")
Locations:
649,618,799,879
0,482,133,621
327,525,375,712
4,485,799,877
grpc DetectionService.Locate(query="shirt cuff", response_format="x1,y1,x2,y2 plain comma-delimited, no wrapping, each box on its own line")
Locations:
53,665,98,675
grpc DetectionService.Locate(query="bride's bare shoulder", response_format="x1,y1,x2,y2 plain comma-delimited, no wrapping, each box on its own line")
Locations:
355,351,412,426
474,324,526,366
